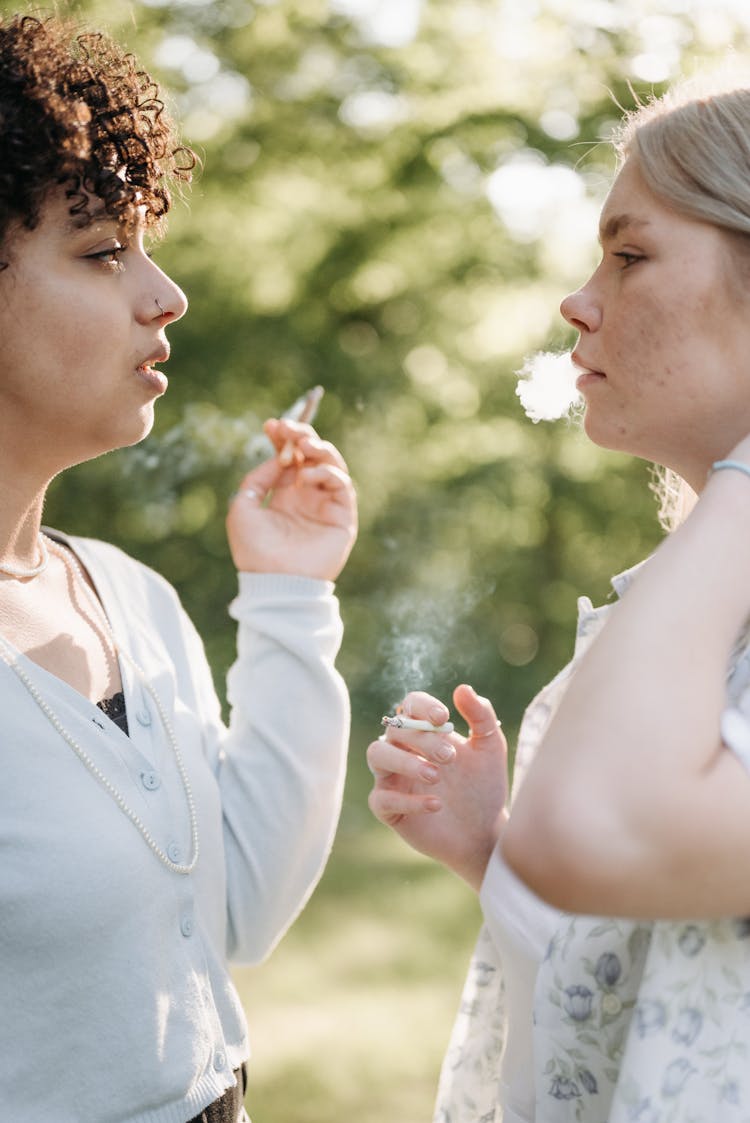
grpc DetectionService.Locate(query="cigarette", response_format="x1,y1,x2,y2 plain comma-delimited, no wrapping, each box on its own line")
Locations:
279,385,325,466
381,715,454,733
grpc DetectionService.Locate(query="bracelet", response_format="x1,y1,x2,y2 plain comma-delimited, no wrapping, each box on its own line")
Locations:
710,459,750,481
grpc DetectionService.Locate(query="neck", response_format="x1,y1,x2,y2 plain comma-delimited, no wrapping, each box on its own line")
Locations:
0,479,51,576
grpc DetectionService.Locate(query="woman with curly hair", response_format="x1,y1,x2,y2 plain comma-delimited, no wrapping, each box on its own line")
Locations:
0,13,356,1123
368,73,750,1123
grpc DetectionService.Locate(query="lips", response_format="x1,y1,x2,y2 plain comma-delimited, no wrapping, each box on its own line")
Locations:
135,347,170,394
571,350,606,390
136,346,169,370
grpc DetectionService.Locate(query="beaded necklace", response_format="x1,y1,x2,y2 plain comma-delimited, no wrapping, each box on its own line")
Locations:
0,536,199,875
0,534,49,578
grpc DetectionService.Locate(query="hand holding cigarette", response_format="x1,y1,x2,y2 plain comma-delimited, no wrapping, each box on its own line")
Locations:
226,382,356,581
368,685,510,891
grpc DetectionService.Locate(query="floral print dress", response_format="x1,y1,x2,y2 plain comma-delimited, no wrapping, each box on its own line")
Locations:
434,564,750,1123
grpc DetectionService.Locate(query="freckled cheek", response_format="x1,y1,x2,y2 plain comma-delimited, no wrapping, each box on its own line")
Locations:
608,310,674,386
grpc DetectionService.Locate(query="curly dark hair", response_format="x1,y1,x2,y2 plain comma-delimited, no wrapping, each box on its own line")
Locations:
0,12,194,250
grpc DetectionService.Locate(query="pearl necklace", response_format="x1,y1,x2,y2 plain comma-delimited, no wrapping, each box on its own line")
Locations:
0,534,49,578
0,538,199,875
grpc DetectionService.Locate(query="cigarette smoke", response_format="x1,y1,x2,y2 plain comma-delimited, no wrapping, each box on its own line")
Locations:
515,350,581,423
122,387,326,494
378,579,494,709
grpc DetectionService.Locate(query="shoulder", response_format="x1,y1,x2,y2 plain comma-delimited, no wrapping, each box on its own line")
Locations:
51,531,184,619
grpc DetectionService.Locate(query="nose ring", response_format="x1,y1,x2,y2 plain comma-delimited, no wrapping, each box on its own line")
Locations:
155,297,165,315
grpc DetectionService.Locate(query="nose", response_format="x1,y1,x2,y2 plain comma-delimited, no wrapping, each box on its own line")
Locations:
137,258,188,325
152,271,188,323
560,281,601,334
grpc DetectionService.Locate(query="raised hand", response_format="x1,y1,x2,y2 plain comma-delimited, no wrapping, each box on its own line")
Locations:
226,417,357,581
368,684,509,890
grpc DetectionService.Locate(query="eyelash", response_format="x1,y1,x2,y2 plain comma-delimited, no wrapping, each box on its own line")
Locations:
86,244,127,272
613,251,643,269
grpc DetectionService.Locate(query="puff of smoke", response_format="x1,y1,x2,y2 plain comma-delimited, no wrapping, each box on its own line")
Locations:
515,350,582,423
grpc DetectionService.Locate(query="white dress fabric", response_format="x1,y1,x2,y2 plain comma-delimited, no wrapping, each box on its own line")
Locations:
435,563,750,1123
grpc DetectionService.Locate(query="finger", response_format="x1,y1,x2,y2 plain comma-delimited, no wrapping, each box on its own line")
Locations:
367,739,441,783
399,690,451,726
296,434,349,472
368,787,442,823
264,419,348,472
452,683,503,743
262,418,313,469
229,484,268,511
295,463,353,492
379,726,457,764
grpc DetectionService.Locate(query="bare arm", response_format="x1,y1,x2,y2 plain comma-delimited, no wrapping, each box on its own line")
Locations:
504,455,750,918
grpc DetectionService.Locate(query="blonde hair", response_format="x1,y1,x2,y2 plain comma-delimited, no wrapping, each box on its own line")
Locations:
650,467,697,534
613,73,750,528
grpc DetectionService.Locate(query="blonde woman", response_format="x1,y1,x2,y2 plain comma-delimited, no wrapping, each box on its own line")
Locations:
369,77,750,1122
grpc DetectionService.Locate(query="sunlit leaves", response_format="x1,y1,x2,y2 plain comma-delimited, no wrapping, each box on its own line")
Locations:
13,0,746,733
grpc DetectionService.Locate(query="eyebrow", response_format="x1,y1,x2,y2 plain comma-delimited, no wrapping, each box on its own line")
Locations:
64,207,113,234
598,214,651,244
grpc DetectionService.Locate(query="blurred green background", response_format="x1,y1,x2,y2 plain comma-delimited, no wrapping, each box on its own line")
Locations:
8,0,750,1117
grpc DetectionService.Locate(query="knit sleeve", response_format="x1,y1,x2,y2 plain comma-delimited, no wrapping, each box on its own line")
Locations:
174,571,349,964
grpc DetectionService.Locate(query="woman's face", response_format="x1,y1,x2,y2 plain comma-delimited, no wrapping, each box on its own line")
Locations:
0,187,187,473
561,156,750,490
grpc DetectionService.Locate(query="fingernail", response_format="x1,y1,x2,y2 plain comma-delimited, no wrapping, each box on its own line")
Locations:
424,797,442,813
435,742,455,763
429,705,447,723
420,764,439,783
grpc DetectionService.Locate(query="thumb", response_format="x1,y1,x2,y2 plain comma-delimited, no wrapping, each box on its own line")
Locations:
453,683,502,742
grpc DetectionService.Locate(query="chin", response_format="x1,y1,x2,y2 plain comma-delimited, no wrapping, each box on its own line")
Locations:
581,411,631,454
117,405,157,449
81,408,156,462
130,412,157,446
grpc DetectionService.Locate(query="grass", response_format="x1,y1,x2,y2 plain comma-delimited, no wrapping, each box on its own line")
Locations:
232,769,483,1123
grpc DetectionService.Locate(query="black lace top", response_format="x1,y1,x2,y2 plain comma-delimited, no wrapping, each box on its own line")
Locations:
96,691,129,736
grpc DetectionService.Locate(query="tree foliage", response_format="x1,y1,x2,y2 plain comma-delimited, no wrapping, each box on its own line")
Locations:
10,0,750,746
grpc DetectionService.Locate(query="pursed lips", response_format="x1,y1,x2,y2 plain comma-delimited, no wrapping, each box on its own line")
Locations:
572,350,606,388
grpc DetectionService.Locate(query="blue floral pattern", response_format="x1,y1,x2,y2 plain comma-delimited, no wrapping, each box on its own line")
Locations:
434,562,750,1123
534,914,651,1121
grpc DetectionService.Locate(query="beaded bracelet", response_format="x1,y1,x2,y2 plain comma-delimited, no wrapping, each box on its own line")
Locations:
711,459,750,481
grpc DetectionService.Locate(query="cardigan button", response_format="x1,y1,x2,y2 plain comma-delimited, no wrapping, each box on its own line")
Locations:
167,842,182,864
180,915,194,938
141,771,161,791
136,706,152,727
213,1052,226,1071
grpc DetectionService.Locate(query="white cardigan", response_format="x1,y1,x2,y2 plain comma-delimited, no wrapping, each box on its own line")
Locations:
0,534,350,1123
